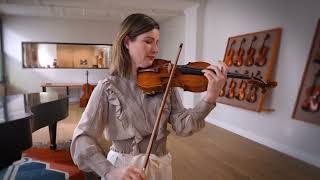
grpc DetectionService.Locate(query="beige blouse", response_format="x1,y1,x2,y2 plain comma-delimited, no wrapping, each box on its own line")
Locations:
70,75,216,178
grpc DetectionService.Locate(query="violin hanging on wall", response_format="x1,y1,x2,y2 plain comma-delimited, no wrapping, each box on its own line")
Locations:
301,88,320,112
236,80,248,101
246,71,262,103
235,71,249,101
219,82,227,97
224,40,236,67
245,36,257,66
246,83,258,103
234,38,246,67
301,70,320,112
226,78,237,99
255,34,270,66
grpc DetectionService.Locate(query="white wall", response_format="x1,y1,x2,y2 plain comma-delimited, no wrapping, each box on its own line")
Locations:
201,0,320,167
158,16,185,62
2,16,118,101
3,15,186,102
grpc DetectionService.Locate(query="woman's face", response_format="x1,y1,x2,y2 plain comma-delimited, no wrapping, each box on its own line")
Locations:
126,28,160,69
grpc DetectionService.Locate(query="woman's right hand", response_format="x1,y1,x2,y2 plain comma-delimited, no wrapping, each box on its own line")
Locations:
105,166,146,180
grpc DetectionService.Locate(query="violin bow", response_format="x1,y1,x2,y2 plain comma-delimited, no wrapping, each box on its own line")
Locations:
142,43,183,171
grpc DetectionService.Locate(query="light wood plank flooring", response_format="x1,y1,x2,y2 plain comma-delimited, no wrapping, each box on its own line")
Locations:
168,124,320,180
32,104,320,180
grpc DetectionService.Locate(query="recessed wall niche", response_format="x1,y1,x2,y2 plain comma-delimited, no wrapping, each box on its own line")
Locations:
22,42,112,69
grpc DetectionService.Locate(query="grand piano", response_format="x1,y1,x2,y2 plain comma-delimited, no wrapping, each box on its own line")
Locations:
0,92,68,169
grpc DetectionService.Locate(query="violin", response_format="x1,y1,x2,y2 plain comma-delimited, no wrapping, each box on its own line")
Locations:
255,34,270,66
234,38,246,67
302,88,320,112
137,59,277,95
244,71,278,103
226,78,237,99
301,70,320,112
245,36,257,66
236,80,248,101
219,82,227,97
246,83,258,103
224,40,236,67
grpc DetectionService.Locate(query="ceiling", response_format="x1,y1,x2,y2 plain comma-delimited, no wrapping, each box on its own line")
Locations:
0,0,199,22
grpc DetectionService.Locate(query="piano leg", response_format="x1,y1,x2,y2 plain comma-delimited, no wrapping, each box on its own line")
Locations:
49,122,57,150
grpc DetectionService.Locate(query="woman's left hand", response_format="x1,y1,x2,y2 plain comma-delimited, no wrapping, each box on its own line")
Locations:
201,61,228,104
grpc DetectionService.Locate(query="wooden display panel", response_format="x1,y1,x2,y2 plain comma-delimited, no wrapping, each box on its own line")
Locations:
292,19,320,125
217,28,281,112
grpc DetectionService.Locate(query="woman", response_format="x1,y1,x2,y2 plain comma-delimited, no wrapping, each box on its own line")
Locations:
71,13,228,180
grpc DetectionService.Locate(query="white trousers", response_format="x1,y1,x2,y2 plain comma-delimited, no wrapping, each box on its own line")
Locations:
105,150,172,180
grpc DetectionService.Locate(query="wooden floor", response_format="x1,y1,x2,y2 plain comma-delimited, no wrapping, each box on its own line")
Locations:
168,123,320,180
32,104,320,180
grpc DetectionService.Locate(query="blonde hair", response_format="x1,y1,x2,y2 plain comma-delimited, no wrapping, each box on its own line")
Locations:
110,13,160,78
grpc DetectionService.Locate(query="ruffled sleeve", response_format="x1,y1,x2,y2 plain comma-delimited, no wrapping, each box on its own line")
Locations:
169,88,216,136
102,79,134,140
70,79,115,178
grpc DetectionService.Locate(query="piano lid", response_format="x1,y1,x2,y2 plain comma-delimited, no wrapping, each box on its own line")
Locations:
0,94,32,123
0,92,67,123
0,92,68,169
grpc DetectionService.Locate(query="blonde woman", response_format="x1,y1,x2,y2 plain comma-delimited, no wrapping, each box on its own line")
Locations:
71,13,228,180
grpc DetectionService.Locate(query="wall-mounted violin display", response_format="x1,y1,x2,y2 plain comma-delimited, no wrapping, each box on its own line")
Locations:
220,28,281,112
293,19,320,125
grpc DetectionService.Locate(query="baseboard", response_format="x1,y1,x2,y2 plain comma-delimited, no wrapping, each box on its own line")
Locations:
206,119,320,168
